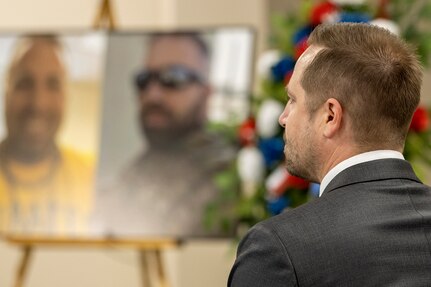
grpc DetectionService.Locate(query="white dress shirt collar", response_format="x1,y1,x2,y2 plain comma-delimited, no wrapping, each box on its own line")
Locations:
319,150,405,197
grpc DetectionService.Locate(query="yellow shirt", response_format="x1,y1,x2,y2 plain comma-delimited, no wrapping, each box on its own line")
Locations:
0,146,94,236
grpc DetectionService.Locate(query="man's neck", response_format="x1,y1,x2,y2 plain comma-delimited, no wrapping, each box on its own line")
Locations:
318,147,361,183
318,143,403,183
319,149,405,196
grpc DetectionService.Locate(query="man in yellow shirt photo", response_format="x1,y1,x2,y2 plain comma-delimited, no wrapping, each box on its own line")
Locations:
0,35,95,235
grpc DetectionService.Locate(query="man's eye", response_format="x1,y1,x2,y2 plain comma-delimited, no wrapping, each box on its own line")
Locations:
15,77,34,91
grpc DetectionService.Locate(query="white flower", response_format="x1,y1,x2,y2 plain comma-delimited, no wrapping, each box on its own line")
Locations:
330,0,365,5
256,50,281,79
370,18,400,36
257,99,285,138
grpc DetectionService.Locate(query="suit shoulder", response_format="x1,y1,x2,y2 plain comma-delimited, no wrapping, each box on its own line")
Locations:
254,196,339,250
229,220,298,287
260,197,326,230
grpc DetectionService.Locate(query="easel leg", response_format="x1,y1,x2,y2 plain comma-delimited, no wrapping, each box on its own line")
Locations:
139,250,152,287
93,0,116,29
155,249,169,287
139,250,170,287
14,246,33,287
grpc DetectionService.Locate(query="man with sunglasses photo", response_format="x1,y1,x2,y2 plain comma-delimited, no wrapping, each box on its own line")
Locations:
95,32,236,237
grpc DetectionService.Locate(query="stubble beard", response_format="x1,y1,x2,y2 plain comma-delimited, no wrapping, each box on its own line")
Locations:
2,137,57,164
284,133,319,183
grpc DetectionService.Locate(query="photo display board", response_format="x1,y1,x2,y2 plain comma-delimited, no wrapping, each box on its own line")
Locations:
0,27,255,239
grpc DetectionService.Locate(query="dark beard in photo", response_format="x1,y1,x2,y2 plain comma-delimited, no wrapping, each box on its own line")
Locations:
139,103,204,151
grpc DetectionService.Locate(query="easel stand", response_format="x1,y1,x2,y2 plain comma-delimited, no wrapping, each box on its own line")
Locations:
4,234,179,287
5,1,176,286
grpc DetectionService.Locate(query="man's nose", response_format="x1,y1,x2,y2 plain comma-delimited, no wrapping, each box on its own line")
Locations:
29,85,51,112
278,107,288,127
140,80,164,102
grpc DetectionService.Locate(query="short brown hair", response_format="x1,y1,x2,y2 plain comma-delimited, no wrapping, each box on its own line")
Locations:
302,23,423,148
150,31,209,58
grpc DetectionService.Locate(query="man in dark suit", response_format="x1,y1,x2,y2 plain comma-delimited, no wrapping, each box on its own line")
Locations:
228,23,431,286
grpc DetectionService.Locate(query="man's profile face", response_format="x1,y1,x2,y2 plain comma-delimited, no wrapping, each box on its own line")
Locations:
278,45,323,182
5,40,65,160
137,36,209,146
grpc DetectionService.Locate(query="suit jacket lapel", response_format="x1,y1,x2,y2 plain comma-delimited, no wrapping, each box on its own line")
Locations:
322,158,422,196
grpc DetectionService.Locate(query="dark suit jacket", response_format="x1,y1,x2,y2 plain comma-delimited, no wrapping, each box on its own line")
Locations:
228,159,431,286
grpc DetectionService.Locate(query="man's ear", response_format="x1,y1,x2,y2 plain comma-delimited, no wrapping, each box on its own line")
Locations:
323,98,343,138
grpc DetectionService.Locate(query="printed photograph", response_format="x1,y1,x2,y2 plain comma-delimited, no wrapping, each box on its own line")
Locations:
94,28,254,238
0,33,106,235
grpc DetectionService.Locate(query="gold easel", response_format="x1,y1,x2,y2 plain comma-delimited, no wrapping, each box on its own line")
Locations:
3,2,178,287
4,234,179,287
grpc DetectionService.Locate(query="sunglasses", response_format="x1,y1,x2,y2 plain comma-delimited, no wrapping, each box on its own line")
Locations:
134,65,205,91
